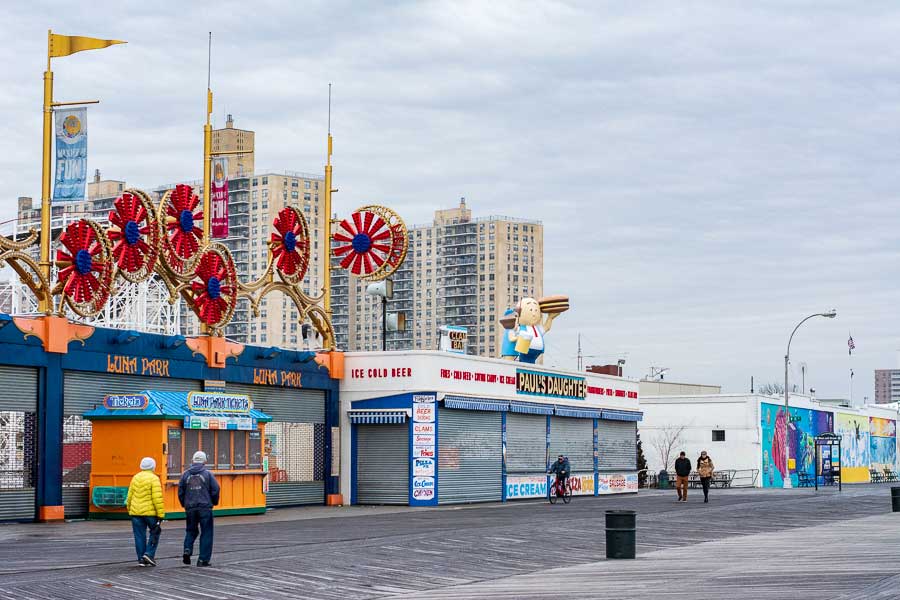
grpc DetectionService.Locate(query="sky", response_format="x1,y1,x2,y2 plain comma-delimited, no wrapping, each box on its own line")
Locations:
2,1,899,400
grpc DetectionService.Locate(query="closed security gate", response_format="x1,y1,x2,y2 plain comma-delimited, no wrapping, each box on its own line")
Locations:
226,383,325,507
63,371,201,517
506,414,546,472
599,420,636,470
438,408,502,504
357,424,408,504
550,417,593,472
0,366,38,521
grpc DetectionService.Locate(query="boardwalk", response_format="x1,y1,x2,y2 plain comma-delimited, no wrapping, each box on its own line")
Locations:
0,485,897,599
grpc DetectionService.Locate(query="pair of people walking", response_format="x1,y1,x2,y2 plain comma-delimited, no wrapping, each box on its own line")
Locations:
126,450,220,567
673,450,715,503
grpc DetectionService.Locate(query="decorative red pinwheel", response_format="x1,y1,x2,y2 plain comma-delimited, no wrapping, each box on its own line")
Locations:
270,207,310,284
55,219,114,316
108,190,159,283
333,209,393,276
161,184,204,273
189,245,237,328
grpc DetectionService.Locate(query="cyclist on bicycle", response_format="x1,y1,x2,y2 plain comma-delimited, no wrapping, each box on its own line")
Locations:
548,455,570,492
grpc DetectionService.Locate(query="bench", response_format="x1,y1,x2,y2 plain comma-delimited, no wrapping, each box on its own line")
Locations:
870,469,885,483
883,468,899,483
797,472,814,488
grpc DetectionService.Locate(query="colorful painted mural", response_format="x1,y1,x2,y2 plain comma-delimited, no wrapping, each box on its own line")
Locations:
761,403,833,488
836,413,870,483
870,417,897,471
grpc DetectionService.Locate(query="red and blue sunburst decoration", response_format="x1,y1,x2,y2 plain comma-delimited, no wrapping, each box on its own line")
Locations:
161,184,203,272
108,191,159,283
270,207,310,284
189,247,237,327
56,219,114,315
333,209,393,276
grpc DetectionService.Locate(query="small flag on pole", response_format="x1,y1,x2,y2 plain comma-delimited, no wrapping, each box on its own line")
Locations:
848,334,855,355
49,33,126,58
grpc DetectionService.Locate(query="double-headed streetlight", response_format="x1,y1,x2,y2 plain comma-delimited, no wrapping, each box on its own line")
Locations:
783,309,837,489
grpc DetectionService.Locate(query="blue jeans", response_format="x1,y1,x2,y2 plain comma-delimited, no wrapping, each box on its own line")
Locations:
184,508,214,562
131,516,160,561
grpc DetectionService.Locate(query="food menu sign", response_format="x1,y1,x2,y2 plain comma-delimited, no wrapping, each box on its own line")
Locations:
410,393,438,506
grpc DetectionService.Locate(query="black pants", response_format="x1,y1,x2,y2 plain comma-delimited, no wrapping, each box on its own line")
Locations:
700,477,711,500
184,508,214,562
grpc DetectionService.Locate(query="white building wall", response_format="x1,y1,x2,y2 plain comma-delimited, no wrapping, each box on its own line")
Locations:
640,395,760,475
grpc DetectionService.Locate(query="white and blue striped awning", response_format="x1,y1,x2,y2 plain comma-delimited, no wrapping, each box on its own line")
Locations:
443,396,510,412
601,408,643,422
554,406,602,419
510,401,555,415
348,410,409,425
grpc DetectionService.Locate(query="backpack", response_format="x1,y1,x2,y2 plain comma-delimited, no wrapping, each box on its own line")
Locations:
184,471,209,508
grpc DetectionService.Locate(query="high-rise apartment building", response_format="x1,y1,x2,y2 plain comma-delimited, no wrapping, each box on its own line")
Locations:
211,114,255,178
332,198,543,357
875,369,900,404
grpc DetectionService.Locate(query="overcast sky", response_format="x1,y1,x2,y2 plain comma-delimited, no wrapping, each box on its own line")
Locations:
3,1,899,400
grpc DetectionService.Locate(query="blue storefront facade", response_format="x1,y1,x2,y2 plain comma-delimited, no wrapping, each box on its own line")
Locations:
0,313,340,521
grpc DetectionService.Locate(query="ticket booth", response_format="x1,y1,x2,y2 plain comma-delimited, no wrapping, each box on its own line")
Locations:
84,390,272,519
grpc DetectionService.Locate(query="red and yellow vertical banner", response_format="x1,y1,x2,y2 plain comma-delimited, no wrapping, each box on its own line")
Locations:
210,157,229,238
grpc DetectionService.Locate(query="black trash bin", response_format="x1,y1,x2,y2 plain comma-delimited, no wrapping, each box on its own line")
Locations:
892,487,900,513
605,510,636,559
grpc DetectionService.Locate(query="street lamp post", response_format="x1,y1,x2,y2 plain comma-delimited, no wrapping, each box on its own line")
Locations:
783,309,837,489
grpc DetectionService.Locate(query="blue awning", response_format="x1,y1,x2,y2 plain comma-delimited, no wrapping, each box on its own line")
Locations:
554,406,602,419
443,396,509,412
348,410,409,425
601,408,643,422
510,401,554,415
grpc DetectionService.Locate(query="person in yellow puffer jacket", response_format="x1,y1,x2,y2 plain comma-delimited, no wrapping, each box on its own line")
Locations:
126,457,165,567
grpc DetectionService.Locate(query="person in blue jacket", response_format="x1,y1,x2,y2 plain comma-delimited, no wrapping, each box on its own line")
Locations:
178,451,220,567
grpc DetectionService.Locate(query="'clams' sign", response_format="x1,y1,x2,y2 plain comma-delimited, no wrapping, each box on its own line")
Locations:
187,392,252,413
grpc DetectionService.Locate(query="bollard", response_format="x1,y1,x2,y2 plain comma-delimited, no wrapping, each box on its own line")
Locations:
605,510,636,559
892,487,900,513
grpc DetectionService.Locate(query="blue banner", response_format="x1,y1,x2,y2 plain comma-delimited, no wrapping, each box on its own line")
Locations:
53,108,88,202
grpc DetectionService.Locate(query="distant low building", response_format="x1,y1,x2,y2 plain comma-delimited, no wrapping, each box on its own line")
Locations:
641,392,898,487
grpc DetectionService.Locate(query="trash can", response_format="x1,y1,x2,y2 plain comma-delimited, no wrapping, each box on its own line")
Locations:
657,470,670,489
892,487,900,513
605,510,636,559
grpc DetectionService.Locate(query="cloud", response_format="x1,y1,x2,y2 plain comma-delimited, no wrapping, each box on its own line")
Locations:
2,1,899,399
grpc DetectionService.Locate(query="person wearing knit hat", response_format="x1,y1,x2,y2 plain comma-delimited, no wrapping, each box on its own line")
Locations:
178,448,220,566
126,456,165,567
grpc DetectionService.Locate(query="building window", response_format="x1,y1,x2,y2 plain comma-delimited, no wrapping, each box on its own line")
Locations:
305,181,311,189
712,430,726,442
261,177,268,185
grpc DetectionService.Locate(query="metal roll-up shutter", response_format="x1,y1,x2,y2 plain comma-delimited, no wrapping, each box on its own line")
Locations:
506,413,547,472
224,383,325,507
550,417,593,472
0,366,38,521
357,424,408,504
438,408,501,504
62,371,201,518
599,420,636,470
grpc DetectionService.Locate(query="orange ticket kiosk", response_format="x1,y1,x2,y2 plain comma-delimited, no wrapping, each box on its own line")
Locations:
84,390,272,519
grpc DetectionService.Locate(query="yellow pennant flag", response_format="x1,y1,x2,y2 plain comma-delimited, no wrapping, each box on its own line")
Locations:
49,33,126,58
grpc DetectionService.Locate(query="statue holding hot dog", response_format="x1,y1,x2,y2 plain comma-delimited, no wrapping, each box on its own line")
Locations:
500,295,569,363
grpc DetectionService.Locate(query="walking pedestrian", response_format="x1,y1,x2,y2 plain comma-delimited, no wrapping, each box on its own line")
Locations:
126,457,165,567
674,451,692,502
697,450,715,503
178,450,220,567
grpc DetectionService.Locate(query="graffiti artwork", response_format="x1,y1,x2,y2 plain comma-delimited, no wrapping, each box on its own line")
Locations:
761,403,833,488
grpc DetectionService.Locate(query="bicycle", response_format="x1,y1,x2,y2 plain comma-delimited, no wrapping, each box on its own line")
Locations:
548,473,573,504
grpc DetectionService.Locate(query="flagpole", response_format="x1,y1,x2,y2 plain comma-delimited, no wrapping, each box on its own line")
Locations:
323,83,333,316
202,32,213,245
38,30,55,314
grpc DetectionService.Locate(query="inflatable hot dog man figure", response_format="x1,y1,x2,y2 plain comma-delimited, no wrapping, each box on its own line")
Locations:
500,295,569,363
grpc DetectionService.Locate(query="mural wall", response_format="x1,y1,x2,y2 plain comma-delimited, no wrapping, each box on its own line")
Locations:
761,403,833,488
836,413,870,483
870,417,897,471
